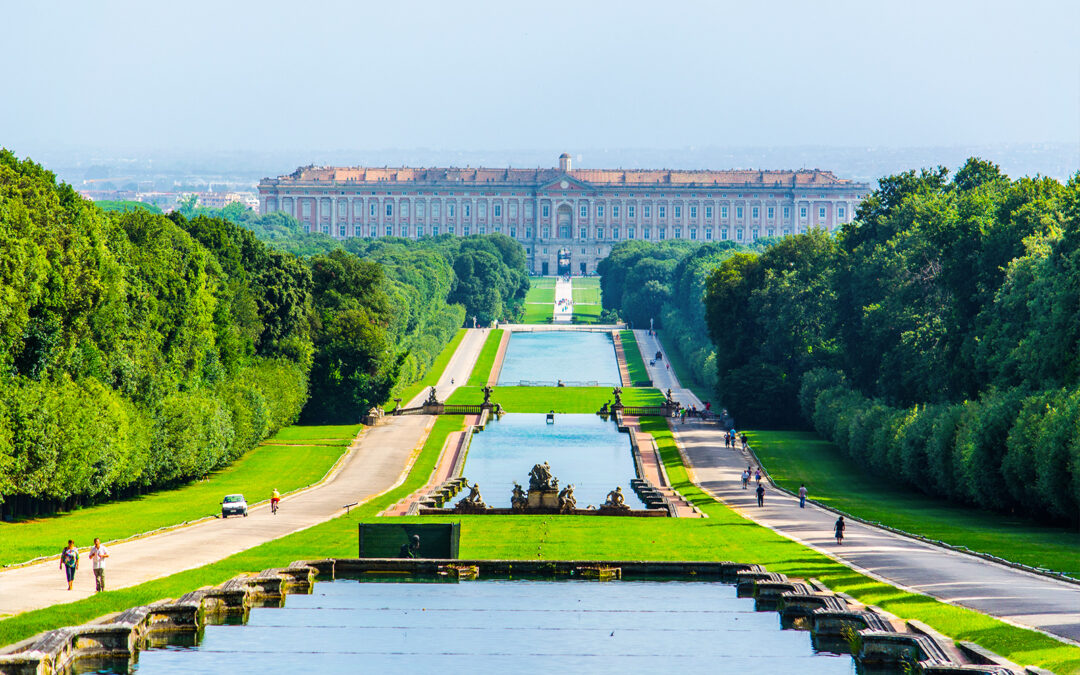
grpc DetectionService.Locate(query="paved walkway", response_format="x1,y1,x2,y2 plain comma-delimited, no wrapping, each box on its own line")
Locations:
553,277,572,323
0,329,489,618
636,335,1080,645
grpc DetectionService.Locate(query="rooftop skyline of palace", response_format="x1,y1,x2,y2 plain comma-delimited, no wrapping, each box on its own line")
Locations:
258,154,871,275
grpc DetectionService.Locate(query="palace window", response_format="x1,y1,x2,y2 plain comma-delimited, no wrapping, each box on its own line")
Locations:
449,203,456,217
464,204,471,218
721,228,728,240
355,226,363,236
674,227,681,238
705,228,712,240
612,205,620,218
464,225,471,236
433,226,440,236
338,201,347,217
417,226,425,237
819,207,826,220
783,228,791,236
417,202,426,218
838,206,846,220
448,225,455,234
690,206,697,219
401,225,409,237
339,225,346,237
596,228,604,239
321,225,329,234
386,203,393,217
401,202,410,217
597,204,605,218
767,206,774,220
736,206,743,219
542,204,550,218
628,227,636,239
643,205,651,218
432,202,440,218
721,205,728,219
767,228,775,237
643,227,651,239
302,201,312,217
580,204,588,218
800,206,807,219
493,204,501,217
368,202,376,217
675,206,682,219
705,206,713,219
542,226,550,238
690,228,697,240
658,206,666,219
612,227,619,240
386,226,392,236
526,226,533,238
509,202,518,218
510,226,517,237
752,206,759,219
481,226,488,235
369,226,377,237
784,206,790,219
736,228,743,241
627,204,635,218
659,227,667,240
580,227,587,239
751,229,759,240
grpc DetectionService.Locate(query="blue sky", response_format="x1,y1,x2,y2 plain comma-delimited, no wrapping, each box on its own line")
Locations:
2,0,1078,155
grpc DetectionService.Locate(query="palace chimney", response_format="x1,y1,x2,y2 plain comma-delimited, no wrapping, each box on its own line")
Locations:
559,152,571,173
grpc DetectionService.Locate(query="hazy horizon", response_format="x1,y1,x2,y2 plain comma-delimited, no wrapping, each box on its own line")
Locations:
3,0,1078,163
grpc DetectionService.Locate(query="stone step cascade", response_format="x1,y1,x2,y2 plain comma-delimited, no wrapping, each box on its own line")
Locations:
0,559,1039,675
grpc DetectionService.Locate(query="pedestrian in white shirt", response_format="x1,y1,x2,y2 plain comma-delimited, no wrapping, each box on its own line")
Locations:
89,538,109,592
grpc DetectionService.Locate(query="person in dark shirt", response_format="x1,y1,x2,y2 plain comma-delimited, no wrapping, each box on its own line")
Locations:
399,534,421,558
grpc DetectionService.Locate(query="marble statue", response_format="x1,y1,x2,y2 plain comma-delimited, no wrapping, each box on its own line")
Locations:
528,462,555,492
511,482,527,510
603,486,629,510
558,484,577,512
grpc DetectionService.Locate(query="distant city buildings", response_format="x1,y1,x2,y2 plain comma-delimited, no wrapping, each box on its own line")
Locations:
78,189,259,213
258,154,871,275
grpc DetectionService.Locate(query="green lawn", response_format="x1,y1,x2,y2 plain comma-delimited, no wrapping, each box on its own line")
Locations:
655,329,714,403
747,430,1080,578
2,415,1077,673
395,329,467,405
525,288,556,304
0,426,358,566
523,303,553,323
466,329,504,385
572,304,602,323
529,277,556,289
619,330,650,385
571,277,601,304
268,425,361,442
448,385,664,413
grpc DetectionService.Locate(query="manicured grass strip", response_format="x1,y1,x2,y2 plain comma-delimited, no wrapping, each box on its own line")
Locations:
572,304,602,323
747,430,1080,578
0,415,464,646
619,330,649,385
466,329,503,386
268,424,361,442
0,434,354,566
525,287,555,304
447,385,665,413
528,277,557,289
394,328,467,406
523,303,553,324
654,329,713,403
570,277,601,304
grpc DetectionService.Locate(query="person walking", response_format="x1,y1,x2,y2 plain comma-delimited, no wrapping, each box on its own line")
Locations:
756,483,765,507
834,516,846,545
271,488,281,515
89,537,109,592
754,468,762,485
741,469,750,489
60,540,79,591
798,484,808,508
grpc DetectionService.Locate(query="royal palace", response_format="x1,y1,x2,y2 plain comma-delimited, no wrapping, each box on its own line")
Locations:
258,154,871,275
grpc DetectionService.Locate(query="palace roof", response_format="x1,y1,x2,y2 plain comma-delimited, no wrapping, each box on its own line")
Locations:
264,165,860,189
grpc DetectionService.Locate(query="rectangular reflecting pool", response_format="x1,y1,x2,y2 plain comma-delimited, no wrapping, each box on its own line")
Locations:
129,579,856,674
460,413,645,509
496,331,621,386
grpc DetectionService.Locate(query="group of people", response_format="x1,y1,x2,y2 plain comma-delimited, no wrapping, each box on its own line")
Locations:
59,538,109,592
725,430,747,449
739,466,846,544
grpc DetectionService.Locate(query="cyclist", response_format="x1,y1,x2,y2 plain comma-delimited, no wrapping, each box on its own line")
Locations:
270,488,281,514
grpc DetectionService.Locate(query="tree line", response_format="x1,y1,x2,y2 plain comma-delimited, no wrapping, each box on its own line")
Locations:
702,158,1080,524
0,151,530,518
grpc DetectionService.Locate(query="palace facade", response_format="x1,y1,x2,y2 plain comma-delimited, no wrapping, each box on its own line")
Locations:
258,154,871,275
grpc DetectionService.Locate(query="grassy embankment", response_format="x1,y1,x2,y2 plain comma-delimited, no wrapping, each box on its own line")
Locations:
655,329,713,403
522,277,555,323
2,407,1078,673
465,329,504,386
747,430,1080,579
571,277,602,323
0,425,361,567
448,385,663,412
619,330,649,385
394,328,466,405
